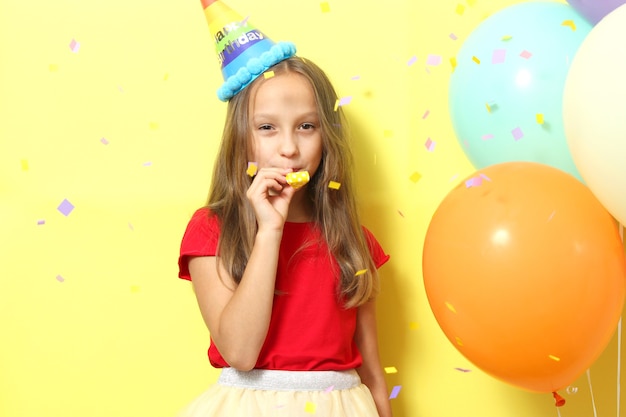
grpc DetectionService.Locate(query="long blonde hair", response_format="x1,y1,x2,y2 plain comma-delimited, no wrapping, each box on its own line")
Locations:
206,56,378,308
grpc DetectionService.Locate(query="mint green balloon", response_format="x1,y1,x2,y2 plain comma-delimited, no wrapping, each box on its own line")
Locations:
449,2,591,181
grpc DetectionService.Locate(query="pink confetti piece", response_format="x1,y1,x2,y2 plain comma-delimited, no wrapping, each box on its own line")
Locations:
482,133,494,140
389,385,402,399
338,96,352,106
492,48,506,64
350,75,361,80
69,39,80,53
324,385,334,393
520,50,532,59
425,138,435,151
117,85,125,93
56,275,65,283
407,56,417,66
511,126,524,141
455,367,472,373
57,199,75,216
100,137,109,145
449,33,458,40
143,161,152,166
465,176,483,188
426,54,442,66
37,219,45,225
479,173,492,182
422,110,430,119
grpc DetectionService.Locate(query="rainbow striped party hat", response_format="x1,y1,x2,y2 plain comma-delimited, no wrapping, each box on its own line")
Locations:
200,0,297,101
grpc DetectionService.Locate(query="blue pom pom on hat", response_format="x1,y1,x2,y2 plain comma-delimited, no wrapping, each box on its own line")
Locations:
200,0,297,101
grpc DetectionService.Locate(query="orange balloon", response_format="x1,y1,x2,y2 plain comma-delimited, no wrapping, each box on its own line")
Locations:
423,162,626,393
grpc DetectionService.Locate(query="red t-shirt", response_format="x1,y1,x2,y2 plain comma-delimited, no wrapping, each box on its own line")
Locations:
178,207,390,371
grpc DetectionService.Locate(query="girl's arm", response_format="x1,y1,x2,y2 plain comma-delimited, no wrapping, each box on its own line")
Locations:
355,298,393,417
189,168,295,371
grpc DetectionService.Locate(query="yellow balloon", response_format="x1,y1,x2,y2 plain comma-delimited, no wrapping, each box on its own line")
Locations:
563,4,626,225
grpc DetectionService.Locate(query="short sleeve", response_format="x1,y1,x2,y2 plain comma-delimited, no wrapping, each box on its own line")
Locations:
362,226,390,269
178,208,221,280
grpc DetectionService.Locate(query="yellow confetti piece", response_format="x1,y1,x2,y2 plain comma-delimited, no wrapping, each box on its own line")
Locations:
328,180,341,190
562,20,576,31
130,285,141,293
48,64,58,72
333,99,340,112
549,354,561,362
263,71,275,79
149,122,159,130
486,103,492,113
320,1,330,13
536,114,544,125
455,336,463,346
501,35,513,41
384,366,398,374
472,56,481,64
409,322,419,330
163,73,169,81
21,160,29,171
456,4,466,15
445,302,457,313
355,269,367,276
467,0,477,6
409,172,422,183
383,129,393,138
246,162,258,177
450,57,457,70
305,401,317,414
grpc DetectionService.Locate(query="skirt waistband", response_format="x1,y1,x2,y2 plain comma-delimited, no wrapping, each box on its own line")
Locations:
217,368,361,391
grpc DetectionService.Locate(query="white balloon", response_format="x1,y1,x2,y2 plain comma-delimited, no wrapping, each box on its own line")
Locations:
563,4,626,225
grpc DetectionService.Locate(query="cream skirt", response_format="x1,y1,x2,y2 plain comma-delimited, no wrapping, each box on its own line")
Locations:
175,368,380,417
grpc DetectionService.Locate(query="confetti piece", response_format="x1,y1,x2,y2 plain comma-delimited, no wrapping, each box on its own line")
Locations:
407,56,417,66
324,385,334,393
536,114,544,125
422,110,430,119
56,275,65,283
305,401,317,414
425,138,435,152
128,223,134,231
501,35,513,41
449,33,458,40
143,161,152,167
384,366,398,374
472,56,481,64
246,162,258,177
467,0,477,6
450,57,457,70
334,99,340,111
485,102,492,113
320,1,330,13
49,64,58,72
355,269,367,276
549,354,561,362
445,302,457,313
426,54,442,66
328,180,341,190
409,172,422,183
562,19,576,31
130,285,141,293
465,176,484,187
57,199,75,216
338,96,352,107
492,48,506,64
100,137,109,145
455,336,463,346
511,126,524,141
389,385,402,399
350,75,361,80
117,85,124,93
21,159,29,171
69,38,80,53
520,50,532,59
409,321,419,330
455,367,472,372
37,219,46,225
149,122,159,130
163,73,169,81
479,173,492,182
383,130,393,138
456,4,466,15
397,210,404,218
482,133,494,140
263,71,275,79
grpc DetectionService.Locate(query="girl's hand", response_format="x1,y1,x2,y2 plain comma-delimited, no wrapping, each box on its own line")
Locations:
246,168,295,232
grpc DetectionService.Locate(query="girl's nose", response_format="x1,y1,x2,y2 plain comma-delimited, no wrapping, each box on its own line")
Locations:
278,132,298,156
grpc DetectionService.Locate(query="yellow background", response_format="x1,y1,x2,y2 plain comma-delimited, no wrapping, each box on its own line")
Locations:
1,0,625,416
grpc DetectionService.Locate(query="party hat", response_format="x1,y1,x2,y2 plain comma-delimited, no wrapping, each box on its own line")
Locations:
200,0,296,101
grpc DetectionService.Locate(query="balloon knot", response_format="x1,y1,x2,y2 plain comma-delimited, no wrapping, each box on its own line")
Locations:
552,391,566,407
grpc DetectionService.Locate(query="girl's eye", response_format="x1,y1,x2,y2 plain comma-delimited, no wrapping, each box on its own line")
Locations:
258,124,273,130
300,123,315,130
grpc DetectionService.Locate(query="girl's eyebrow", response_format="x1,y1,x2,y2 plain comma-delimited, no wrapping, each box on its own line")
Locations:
252,111,319,120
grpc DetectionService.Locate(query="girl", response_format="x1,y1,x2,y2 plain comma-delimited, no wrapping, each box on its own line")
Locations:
177,56,392,417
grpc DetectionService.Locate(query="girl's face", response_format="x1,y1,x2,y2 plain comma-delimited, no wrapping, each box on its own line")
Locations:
248,72,323,184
